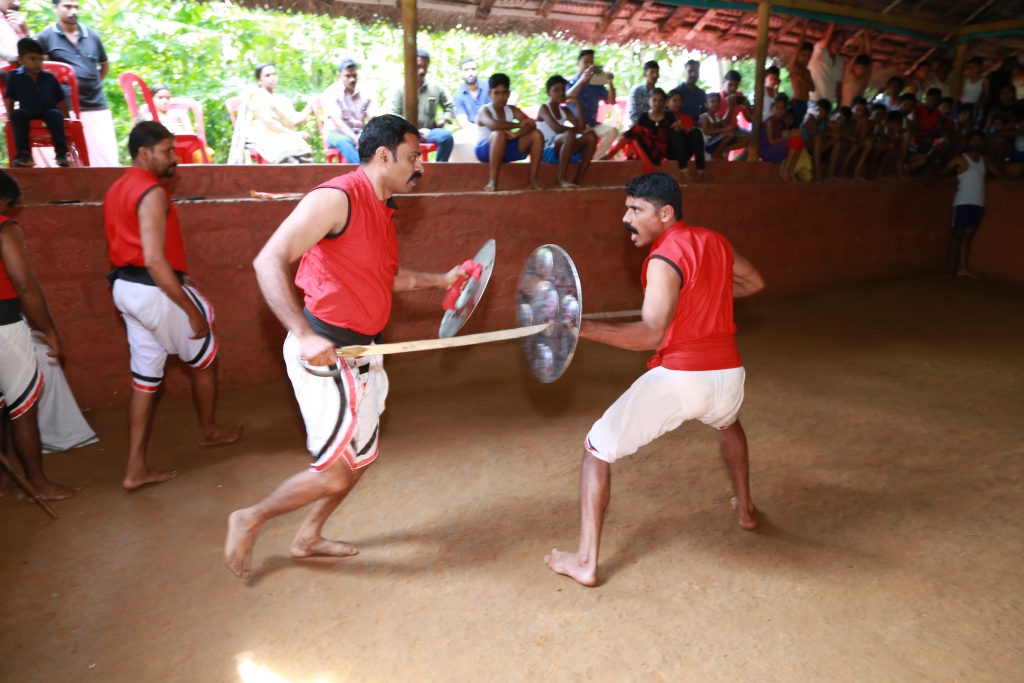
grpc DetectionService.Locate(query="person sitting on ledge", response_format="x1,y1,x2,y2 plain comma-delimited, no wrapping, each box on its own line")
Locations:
621,88,674,166
390,48,455,162
228,62,313,165
139,84,215,162
475,72,544,192
5,38,69,167
536,74,596,188
699,92,745,160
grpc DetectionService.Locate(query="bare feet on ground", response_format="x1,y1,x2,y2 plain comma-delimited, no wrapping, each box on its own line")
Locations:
731,496,758,530
483,181,497,192
558,180,579,188
123,469,177,491
32,480,79,501
290,537,359,559
544,548,597,587
199,423,244,447
225,509,261,579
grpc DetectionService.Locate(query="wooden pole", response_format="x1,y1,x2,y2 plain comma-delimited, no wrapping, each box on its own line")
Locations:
949,42,968,101
401,0,418,127
749,0,771,161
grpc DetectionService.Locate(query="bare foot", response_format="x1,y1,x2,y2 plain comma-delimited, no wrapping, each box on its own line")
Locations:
956,269,979,279
731,496,758,530
290,537,359,559
544,548,597,587
122,469,177,491
225,509,261,579
528,180,543,191
31,480,79,501
199,423,244,447
483,181,497,192
558,179,579,188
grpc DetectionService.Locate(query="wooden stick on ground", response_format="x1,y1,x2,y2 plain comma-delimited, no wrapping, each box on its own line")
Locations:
0,452,58,519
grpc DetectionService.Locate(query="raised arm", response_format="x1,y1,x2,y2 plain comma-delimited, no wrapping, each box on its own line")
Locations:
580,258,680,351
732,250,765,298
139,189,208,341
252,188,345,365
0,221,62,359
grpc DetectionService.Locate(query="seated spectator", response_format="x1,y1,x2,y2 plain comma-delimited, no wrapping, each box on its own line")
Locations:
566,48,618,159
898,93,917,128
874,76,904,112
628,60,659,127
228,63,313,164
906,88,948,172
622,88,675,165
390,48,454,162
536,75,596,187
321,58,373,163
906,62,930,97
800,98,830,178
4,38,68,167
475,73,543,192
454,56,490,126
673,59,706,124
760,66,780,121
144,85,216,162
761,96,800,176
717,69,753,154
837,96,871,176
852,102,889,179
699,92,746,160
985,85,1018,131
817,106,853,179
879,110,909,176
666,90,705,181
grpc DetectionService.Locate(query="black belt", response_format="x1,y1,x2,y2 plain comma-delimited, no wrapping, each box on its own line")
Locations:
107,265,185,286
0,298,21,326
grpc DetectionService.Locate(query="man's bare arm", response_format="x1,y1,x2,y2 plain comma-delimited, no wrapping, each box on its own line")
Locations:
580,259,680,351
138,189,208,339
394,266,464,293
0,221,62,358
477,106,519,132
733,251,765,298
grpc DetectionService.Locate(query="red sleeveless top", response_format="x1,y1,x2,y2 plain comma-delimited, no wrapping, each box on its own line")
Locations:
295,168,399,336
103,167,187,272
0,215,17,301
643,221,741,371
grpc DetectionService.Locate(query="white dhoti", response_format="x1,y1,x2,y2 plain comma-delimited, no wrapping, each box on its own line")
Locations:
30,331,98,453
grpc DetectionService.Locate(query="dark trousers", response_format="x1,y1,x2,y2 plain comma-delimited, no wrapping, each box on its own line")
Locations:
10,107,68,157
668,129,706,170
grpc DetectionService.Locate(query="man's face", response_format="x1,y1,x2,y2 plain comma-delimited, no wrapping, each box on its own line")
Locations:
578,53,595,71
55,0,78,23
685,63,699,84
968,135,985,154
548,81,566,104
143,137,178,178
383,133,424,193
925,93,939,109
258,66,278,91
766,72,779,89
153,89,171,114
490,84,510,109
723,79,739,96
622,197,670,249
461,61,478,85
20,51,43,75
416,57,429,82
341,66,358,91
644,67,659,85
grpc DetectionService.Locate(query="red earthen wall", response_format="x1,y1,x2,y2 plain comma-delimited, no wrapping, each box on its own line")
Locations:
11,164,1018,409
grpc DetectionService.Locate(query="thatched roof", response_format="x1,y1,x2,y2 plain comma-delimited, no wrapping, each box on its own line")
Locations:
236,0,1024,70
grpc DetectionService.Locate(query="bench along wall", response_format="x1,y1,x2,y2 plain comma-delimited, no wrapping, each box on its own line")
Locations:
15,170,1014,409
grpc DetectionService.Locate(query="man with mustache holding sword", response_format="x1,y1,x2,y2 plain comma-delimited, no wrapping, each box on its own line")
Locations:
545,172,766,587
226,115,467,579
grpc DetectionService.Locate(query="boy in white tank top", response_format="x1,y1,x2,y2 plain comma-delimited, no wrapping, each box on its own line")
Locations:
944,129,999,277
475,73,544,192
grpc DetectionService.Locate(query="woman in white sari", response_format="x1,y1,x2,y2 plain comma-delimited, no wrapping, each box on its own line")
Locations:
228,63,314,164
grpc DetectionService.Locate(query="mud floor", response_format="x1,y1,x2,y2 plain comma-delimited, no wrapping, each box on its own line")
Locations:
1,276,1021,682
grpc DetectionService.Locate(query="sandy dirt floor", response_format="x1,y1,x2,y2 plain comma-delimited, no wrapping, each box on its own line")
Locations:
1,276,1022,683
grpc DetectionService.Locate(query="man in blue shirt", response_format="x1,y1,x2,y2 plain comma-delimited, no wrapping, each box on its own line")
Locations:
567,49,618,159
4,38,68,166
37,0,118,166
673,59,706,123
454,57,490,127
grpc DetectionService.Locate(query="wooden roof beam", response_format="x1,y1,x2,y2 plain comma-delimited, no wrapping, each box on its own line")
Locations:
659,6,691,34
598,0,631,33
627,0,655,29
682,9,717,43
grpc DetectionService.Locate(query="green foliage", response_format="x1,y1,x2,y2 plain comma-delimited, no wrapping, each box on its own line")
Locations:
21,0,756,163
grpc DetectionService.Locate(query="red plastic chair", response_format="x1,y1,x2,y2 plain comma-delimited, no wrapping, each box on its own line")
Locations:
168,97,210,163
314,99,438,163
117,72,209,164
606,137,654,173
1,62,90,166
225,95,267,164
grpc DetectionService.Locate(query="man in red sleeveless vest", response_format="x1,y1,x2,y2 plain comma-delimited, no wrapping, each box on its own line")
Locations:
0,170,76,500
225,114,466,580
546,172,766,587
104,122,242,491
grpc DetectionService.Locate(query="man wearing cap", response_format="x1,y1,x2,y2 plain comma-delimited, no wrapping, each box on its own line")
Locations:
321,58,374,164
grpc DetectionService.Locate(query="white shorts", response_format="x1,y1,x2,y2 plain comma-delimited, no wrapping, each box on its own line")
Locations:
283,332,388,472
111,279,218,392
585,366,745,464
0,320,45,419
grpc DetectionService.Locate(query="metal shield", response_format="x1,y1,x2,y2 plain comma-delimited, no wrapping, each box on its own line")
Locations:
516,244,582,383
439,239,497,338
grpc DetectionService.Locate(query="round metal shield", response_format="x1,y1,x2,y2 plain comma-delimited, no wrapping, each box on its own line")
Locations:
439,239,497,338
516,244,582,383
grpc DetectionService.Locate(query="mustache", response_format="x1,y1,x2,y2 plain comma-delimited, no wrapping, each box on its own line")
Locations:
409,170,423,182
624,223,639,235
